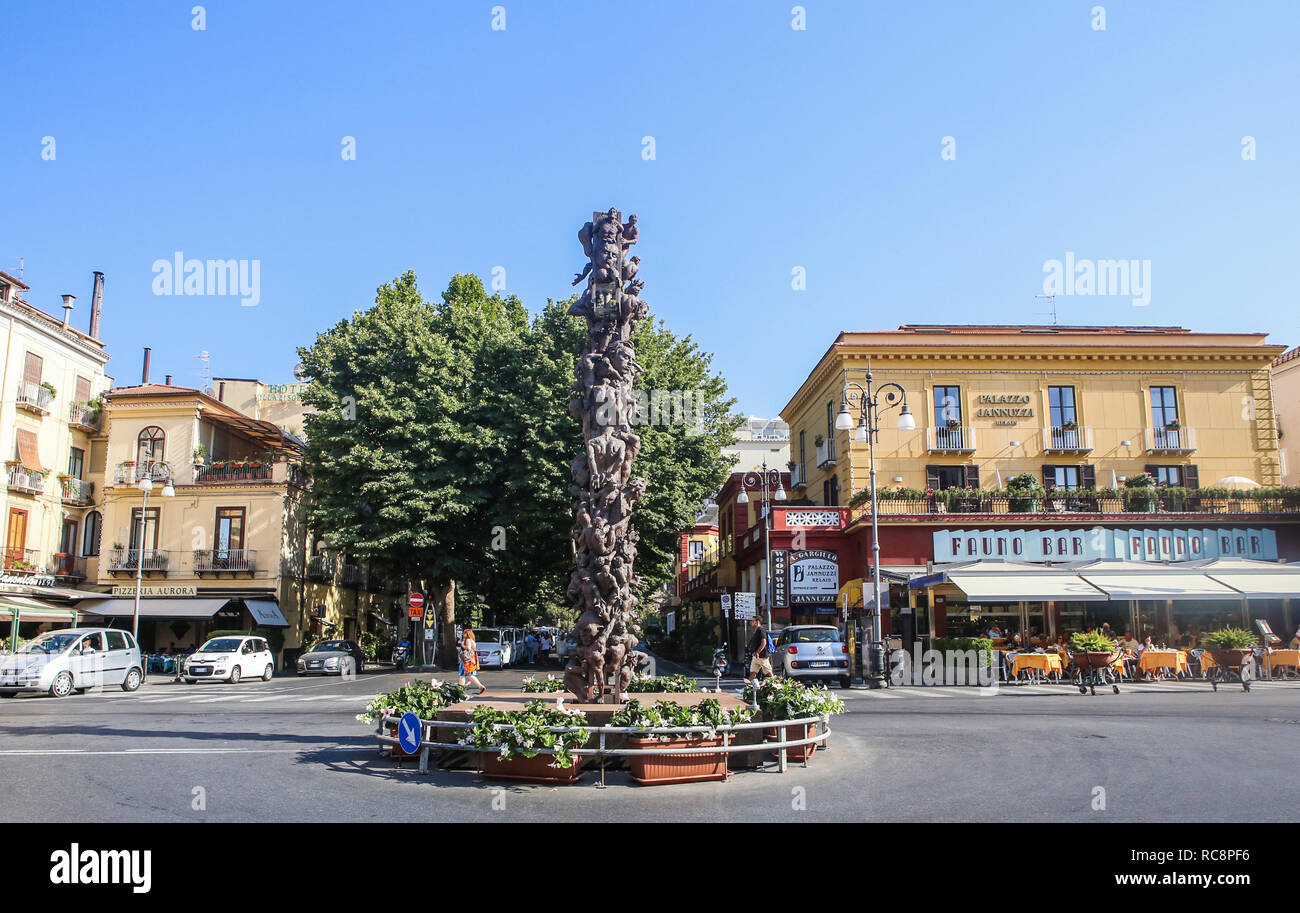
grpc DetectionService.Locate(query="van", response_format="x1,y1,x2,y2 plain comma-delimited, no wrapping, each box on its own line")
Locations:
0,628,145,698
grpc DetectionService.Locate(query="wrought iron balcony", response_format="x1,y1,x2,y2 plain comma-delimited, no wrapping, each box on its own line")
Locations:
926,425,976,453
68,401,102,430
6,465,46,495
339,563,368,588
114,460,168,485
306,554,336,580
15,382,53,415
49,553,84,579
194,548,257,575
59,477,94,505
1043,425,1094,452
1146,426,1197,452
193,461,275,484
3,548,40,573
815,441,836,470
107,548,171,574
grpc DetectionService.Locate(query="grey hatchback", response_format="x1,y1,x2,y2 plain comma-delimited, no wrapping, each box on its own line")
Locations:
775,625,852,689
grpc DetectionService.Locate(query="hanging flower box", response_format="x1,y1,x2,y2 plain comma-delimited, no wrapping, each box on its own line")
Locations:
480,751,584,784
626,735,727,784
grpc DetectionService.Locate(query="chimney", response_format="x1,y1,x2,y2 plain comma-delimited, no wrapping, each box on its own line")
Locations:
89,271,104,339
165,374,173,386
142,347,151,384
61,294,75,327
218,381,226,401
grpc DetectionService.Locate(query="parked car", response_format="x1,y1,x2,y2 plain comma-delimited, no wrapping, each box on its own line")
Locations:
775,625,851,689
472,628,514,669
296,639,365,676
0,628,144,698
182,635,275,684
556,632,577,665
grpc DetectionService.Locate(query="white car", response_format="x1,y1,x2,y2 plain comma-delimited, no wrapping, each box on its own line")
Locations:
472,628,513,669
775,625,852,689
0,628,144,698
182,635,275,684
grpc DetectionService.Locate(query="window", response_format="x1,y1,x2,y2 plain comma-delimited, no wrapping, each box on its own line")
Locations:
82,511,102,556
824,403,835,460
823,475,840,506
933,386,962,425
74,375,92,404
129,507,161,550
1048,466,1080,490
1148,465,1182,487
1048,386,1077,427
1151,386,1179,428
68,447,84,480
6,508,28,568
215,507,245,554
136,426,166,467
106,632,128,651
688,539,704,562
798,430,806,482
926,465,970,490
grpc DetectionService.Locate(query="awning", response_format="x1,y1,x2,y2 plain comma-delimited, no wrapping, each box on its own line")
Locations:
1208,575,1300,598
946,573,1108,602
77,598,230,619
244,599,289,627
15,428,41,471
0,596,80,621
1079,573,1240,600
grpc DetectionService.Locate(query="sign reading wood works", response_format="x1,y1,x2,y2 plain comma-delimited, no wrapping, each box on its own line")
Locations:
788,549,840,605
771,550,789,608
111,586,199,598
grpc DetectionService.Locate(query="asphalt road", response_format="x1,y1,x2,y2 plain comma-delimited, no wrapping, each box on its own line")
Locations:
3,663,1298,823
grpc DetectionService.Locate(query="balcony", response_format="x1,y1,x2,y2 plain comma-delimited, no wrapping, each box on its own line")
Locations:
68,401,102,431
788,465,807,491
1043,425,1094,452
850,489,1300,520
6,465,46,495
49,553,85,580
339,564,368,588
106,548,171,576
3,548,40,574
59,476,94,506
927,425,976,453
193,461,275,484
15,382,54,415
194,548,257,576
815,441,836,470
306,554,337,581
1146,426,1197,453
114,461,167,485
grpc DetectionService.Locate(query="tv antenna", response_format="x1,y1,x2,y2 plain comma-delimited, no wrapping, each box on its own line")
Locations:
1034,294,1058,325
194,350,211,393
11,257,23,281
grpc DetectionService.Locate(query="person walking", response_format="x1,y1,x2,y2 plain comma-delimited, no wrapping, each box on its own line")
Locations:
745,616,773,683
459,628,485,696
524,630,539,665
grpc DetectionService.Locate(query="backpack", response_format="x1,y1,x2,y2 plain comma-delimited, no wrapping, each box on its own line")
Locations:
764,632,776,655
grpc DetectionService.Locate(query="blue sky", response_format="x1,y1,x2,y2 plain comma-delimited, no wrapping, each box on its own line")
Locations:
4,1,1297,416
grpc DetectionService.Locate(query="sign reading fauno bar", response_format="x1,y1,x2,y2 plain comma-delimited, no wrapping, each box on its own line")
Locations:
934,527,1278,563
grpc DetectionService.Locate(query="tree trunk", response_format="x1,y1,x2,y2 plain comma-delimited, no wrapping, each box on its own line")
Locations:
435,580,456,669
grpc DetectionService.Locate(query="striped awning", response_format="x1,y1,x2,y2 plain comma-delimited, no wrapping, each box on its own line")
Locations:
15,428,41,471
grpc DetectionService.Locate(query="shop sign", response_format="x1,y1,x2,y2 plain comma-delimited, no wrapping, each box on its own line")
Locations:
974,394,1034,420
933,527,1278,563
771,550,789,607
111,585,199,597
789,549,839,604
733,592,756,620
257,382,307,402
0,573,55,588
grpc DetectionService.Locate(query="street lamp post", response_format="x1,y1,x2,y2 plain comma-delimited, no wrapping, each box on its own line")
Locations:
836,369,915,686
735,460,786,632
132,461,176,640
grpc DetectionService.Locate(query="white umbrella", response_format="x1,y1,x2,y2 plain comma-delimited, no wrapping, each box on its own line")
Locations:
995,468,1003,490
1111,469,1118,489
1215,476,1260,490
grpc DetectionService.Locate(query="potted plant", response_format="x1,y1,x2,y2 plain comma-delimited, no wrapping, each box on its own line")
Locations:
1201,628,1258,674
1123,472,1158,512
1069,630,1117,668
608,698,750,784
465,700,590,783
193,445,208,467
624,673,701,693
1165,418,1182,430
742,677,845,762
358,679,468,758
520,674,567,693
1096,487,1124,513
40,381,57,399
945,417,961,429
1005,472,1042,513
1061,418,1079,430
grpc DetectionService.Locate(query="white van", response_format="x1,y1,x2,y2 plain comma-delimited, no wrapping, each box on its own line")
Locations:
0,628,144,698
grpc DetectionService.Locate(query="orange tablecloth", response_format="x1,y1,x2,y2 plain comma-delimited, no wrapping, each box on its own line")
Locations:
1139,650,1189,674
1266,650,1300,673
1011,652,1063,677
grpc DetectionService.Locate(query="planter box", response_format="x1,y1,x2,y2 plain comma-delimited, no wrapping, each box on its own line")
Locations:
481,751,584,784
1098,499,1123,514
386,723,419,760
627,735,727,785
876,500,925,515
765,721,819,762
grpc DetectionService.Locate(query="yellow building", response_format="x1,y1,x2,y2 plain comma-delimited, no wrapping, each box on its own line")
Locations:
784,325,1285,504
1273,347,1300,485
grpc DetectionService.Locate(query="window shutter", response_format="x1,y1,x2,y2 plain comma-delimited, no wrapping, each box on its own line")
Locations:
963,464,980,489
1144,464,1158,478
1183,464,1199,490
1041,465,1055,488
15,428,41,471
1080,464,1096,489
23,353,42,386
75,376,92,403
925,465,940,490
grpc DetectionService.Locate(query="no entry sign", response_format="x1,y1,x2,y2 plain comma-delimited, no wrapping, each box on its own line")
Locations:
408,593,424,619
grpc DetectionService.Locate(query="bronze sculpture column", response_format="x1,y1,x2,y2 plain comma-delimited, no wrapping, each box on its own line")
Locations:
562,208,648,703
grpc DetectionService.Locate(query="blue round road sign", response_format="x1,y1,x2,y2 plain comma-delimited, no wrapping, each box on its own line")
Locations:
398,711,422,754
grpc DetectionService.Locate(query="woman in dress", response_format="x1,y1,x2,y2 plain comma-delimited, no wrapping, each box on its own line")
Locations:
459,628,485,696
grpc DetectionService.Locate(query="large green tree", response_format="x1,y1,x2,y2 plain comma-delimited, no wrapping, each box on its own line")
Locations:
298,273,740,656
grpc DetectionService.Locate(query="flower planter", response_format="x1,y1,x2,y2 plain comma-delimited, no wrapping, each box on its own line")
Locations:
1206,648,1253,670
765,721,819,761
481,751,584,784
386,723,419,760
1071,651,1115,669
627,735,727,784
1098,499,1123,514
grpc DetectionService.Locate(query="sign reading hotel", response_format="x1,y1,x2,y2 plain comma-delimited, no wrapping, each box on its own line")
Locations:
934,527,1278,563
974,394,1034,426
788,549,839,604
111,585,199,598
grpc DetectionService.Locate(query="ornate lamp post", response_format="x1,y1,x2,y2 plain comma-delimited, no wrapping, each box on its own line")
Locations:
835,369,915,685
132,461,175,640
735,460,786,630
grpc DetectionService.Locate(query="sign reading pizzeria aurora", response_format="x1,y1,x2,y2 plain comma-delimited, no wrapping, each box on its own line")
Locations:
788,549,840,604
934,527,1279,563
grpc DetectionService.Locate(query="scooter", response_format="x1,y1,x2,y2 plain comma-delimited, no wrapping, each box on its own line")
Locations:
392,641,410,671
712,642,736,677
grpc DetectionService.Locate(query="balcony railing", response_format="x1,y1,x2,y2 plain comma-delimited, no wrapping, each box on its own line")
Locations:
339,564,368,588
789,465,807,490
1044,425,1094,452
3,548,40,573
927,425,976,452
194,549,257,574
850,490,1300,520
60,477,94,505
307,554,337,580
68,401,102,430
815,441,836,470
6,465,46,495
193,461,275,484
107,548,171,573
49,553,84,579
15,382,54,415
1146,426,1197,452
114,461,167,484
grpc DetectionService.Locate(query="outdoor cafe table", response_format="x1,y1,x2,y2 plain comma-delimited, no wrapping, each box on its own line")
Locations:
1138,650,1189,675
1265,649,1300,677
1010,652,1062,679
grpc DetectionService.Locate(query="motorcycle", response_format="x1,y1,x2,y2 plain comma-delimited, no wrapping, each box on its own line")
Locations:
712,642,736,678
392,640,410,671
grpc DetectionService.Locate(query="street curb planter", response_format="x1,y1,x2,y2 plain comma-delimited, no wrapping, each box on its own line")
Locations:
626,735,727,784
386,723,419,759
481,752,584,784
765,721,819,762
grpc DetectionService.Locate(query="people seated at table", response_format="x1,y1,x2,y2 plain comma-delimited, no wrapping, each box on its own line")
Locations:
1291,626,1300,650
986,624,1002,639
1121,630,1139,651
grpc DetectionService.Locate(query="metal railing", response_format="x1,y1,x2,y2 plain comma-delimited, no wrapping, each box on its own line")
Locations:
193,549,257,573
852,490,1300,519
3,548,40,572
1044,425,1093,451
60,477,94,504
340,564,368,587
15,382,54,413
49,554,84,578
927,425,976,452
114,460,166,484
107,548,171,572
1146,426,1197,452
815,441,836,468
68,401,102,429
307,554,336,580
193,461,275,483
377,711,833,778
6,465,46,494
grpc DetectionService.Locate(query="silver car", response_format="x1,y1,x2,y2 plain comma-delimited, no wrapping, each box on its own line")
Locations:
775,625,852,689
0,628,144,698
